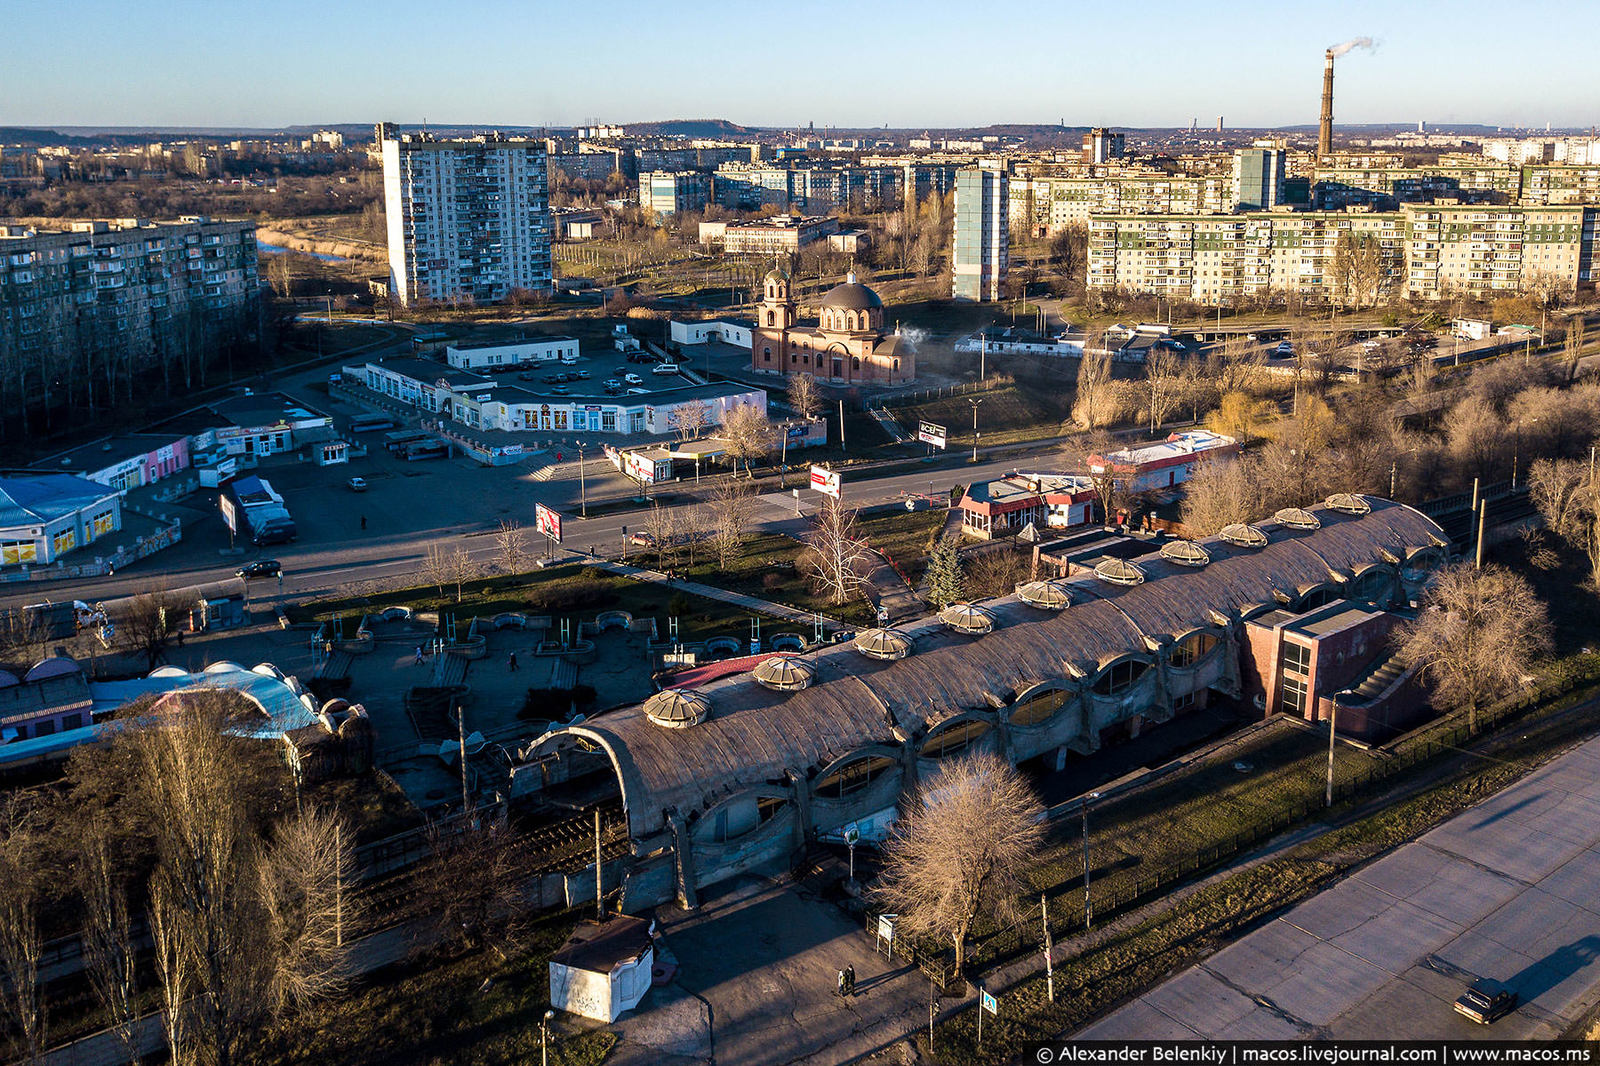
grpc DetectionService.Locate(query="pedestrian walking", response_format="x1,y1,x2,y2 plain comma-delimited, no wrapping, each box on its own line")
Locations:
360,515,367,530
277,572,284,590
843,966,856,997
414,645,424,666
837,969,847,998
509,652,519,672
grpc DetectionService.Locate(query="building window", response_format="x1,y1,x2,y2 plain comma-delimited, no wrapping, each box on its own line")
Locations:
1092,659,1148,696
1010,686,1069,727
921,719,991,760
52,529,77,557
1280,675,1308,715
814,754,897,799
1,541,38,565
762,347,772,363
1282,641,1311,674
1171,631,1220,669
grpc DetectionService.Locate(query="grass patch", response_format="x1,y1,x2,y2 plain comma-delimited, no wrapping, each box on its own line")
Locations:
253,910,615,1066
640,532,875,625
858,507,949,585
884,382,1076,449
925,674,1600,1063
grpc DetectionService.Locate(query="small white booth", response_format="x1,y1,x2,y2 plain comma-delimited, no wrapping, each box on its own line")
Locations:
548,916,656,1023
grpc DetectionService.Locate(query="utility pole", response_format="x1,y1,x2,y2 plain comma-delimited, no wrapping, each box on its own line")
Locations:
839,398,847,451
1042,893,1054,1002
578,444,587,517
457,699,469,814
969,397,983,463
594,807,605,919
335,821,344,947
1081,791,1100,929
1475,506,1488,570
980,331,987,383
1325,703,1339,807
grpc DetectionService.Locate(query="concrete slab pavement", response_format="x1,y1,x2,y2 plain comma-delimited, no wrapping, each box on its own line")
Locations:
610,877,931,1066
1080,730,1600,1041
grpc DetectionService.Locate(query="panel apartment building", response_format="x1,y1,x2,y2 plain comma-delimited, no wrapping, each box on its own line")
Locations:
381,132,552,307
0,217,258,412
1086,203,1597,302
953,165,1008,301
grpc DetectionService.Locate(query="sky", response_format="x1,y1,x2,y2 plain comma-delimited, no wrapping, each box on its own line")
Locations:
3,0,1595,131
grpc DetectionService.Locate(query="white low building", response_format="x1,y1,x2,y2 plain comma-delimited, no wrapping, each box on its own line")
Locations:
669,318,753,350
549,916,655,1023
444,338,580,371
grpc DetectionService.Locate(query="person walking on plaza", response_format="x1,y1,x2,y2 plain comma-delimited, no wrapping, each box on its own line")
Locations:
509,651,519,672
414,645,424,666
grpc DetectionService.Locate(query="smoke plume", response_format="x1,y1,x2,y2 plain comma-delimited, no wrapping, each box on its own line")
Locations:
1328,36,1375,58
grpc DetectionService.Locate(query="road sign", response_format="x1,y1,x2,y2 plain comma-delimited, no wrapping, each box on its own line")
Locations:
842,822,860,845
534,503,563,543
810,465,841,499
980,988,998,1015
917,420,947,450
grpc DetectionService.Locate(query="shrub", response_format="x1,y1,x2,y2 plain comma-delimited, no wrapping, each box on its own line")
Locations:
762,572,784,590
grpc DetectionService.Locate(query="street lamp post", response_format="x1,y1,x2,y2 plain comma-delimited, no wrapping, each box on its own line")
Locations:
1325,701,1339,807
541,1010,555,1066
1081,791,1101,929
968,398,983,463
578,444,587,518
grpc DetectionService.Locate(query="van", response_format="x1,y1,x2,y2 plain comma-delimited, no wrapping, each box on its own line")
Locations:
653,363,680,375
253,521,297,547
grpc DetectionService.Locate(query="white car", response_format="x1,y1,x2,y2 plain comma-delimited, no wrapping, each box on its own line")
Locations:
623,373,643,385
560,355,580,365
652,363,680,375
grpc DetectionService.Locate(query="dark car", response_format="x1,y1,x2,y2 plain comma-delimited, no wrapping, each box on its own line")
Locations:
1454,979,1517,1024
236,559,282,580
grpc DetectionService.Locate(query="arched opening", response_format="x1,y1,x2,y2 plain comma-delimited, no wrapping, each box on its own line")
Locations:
765,310,775,326
1170,631,1221,669
814,753,897,800
920,718,991,760
1091,658,1149,696
762,346,772,363
851,356,861,371
694,791,789,844
1349,566,1393,601
1296,585,1338,612
1009,683,1071,727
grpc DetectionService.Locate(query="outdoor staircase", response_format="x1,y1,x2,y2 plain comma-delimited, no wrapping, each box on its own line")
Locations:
432,651,470,688
868,407,910,443
549,657,578,691
1343,651,1407,704
318,649,353,681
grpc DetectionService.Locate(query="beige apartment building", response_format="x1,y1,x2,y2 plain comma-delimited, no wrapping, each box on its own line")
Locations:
1087,203,1596,302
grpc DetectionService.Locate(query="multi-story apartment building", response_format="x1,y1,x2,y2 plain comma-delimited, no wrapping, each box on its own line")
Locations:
1087,202,1597,302
1519,165,1600,205
953,166,1008,301
638,171,712,220
1233,145,1287,212
381,132,551,307
710,162,958,213
0,217,258,416
700,216,841,256
1008,172,1234,236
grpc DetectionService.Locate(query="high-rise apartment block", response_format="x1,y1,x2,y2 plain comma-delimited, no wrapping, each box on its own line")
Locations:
953,165,1008,302
381,132,551,308
638,171,712,220
0,217,258,410
1082,128,1125,164
1233,143,1287,211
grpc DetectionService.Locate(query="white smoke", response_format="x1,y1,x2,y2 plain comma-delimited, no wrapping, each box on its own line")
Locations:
898,325,929,349
1329,36,1376,58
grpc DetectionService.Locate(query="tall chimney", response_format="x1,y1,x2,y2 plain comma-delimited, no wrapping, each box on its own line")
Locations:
1319,49,1335,157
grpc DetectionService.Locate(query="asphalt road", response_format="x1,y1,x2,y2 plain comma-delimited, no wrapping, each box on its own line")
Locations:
1079,729,1600,1041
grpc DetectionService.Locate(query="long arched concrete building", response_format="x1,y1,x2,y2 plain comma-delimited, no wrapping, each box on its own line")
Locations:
527,497,1448,910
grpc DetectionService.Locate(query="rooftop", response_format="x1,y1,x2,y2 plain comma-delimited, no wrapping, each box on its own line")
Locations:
0,474,119,528
370,357,493,390
1094,430,1236,470
34,434,187,476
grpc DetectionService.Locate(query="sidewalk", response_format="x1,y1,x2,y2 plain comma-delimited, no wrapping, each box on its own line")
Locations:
584,558,848,632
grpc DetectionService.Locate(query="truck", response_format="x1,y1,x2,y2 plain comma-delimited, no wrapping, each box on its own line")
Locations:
224,474,298,547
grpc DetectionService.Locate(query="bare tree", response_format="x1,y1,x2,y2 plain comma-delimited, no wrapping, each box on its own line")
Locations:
411,811,530,961
1206,391,1275,446
708,479,755,569
721,403,774,477
803,498,873,607
116,586,183,670
875,751,1044,976
493,520,527,576
1179,455,1260,536
667,401,710,443
77,813,140,1066
1144,349,1184,434
1529,458,1600,586
643,502,681,570
266,254,294,299
0,798,45,1065
964,545,1030,599
1072,348,1114,429
1397,564,1552,734
259,808,357,1017
1210,335,1265,396
447,545,480,602
787,372,822,422
421,541,452,597
1565,316,1587,385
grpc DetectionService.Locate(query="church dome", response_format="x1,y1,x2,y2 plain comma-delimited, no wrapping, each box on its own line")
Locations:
820,279,882,313
764,264,790,285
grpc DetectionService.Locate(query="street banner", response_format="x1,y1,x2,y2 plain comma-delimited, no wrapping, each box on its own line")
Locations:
810,465,841,499
534,502,563,543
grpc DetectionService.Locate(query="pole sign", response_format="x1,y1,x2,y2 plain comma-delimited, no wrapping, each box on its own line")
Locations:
534,503,563,544
917,420,948,450
981,988,998,1016
219,494,237,534
810,465,841,499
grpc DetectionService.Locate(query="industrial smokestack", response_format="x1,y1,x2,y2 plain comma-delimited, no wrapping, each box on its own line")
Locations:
1319,49,1335,157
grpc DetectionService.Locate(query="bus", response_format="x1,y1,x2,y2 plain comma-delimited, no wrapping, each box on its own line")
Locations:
349,413,396,434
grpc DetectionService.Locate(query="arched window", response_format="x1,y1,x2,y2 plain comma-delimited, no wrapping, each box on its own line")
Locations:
1010,685,1070,727
893,359,900,371
698,793,788,844
814,754,897,799
789,351,797,364
1297,586,1337,612
920,719,991,760
766,283,773,299
1170,631,1220,669
766,310,775,326
852,356,861,371
1092,658,1149,696
1349,568,1391,600
762,347,772,363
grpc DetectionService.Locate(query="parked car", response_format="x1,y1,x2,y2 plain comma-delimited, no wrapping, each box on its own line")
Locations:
347,476,368,492
653,363,680,375
575,369,590,379
1454,979,1517,1024
551,385,570,395
623,373,643,385
560,355,580,365
628,531,656,547
236,559,282,580
603,378,622,390
1273,341,1295,356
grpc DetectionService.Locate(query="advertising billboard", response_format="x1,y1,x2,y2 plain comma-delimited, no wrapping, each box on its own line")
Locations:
534,502,563,543
810,465,841,499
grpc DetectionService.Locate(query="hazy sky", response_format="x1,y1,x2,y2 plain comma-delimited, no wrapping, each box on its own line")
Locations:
4,0,1595,130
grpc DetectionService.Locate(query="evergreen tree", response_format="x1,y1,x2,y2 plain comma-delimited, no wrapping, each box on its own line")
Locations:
926,535,966,608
